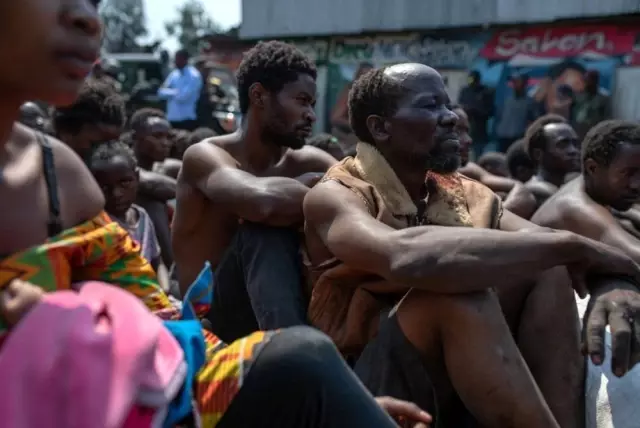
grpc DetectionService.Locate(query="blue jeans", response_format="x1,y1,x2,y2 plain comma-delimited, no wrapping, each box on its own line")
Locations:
207,222,309,343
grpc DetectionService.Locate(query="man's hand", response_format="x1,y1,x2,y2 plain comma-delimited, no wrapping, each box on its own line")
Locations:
0,279,44,326
583,277,640,377
566,234,640,298
375,397,432,428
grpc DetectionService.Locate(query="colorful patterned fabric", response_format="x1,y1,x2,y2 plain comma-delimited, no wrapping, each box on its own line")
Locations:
0,211,275,427
180,262,276,427
0,211,177,334
195,330,276,427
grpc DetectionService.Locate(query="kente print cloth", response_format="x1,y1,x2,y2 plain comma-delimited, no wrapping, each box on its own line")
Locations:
0,211,275,427
0,211,177,333
181,262,276,427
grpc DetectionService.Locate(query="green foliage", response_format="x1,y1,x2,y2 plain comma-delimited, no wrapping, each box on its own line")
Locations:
100,0,150,53
165,0,222,55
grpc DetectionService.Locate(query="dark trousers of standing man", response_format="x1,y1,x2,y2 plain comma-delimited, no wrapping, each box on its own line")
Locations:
207,222,309,343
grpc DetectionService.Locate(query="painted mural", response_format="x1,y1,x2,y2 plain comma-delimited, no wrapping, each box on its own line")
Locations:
325,32,492,137
478,25,638,113
323,25,640,136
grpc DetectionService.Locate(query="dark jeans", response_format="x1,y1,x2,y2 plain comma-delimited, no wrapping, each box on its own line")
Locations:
170,119,198,132
218,326,398,428
207,222,308,343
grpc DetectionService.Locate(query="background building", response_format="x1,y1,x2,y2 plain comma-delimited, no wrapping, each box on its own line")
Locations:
236,0,640,132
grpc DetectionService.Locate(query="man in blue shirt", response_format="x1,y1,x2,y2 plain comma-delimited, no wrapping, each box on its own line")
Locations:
158,49,203,131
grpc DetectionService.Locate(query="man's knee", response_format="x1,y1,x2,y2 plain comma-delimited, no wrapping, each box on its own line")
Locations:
259,326,341,378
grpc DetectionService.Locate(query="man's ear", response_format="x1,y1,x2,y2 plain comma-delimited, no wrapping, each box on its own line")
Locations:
583,158,598,177
365,114,390,143
249,82,268,110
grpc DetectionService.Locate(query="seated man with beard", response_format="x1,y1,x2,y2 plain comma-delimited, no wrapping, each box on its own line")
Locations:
454,104,536,218
173,41,337,342
303,64,640,427
455,104,527,193
524,114,581,211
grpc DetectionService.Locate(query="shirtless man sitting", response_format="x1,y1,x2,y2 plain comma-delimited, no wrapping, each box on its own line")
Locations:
532,120,640,365
524,114,581,211
454,104,536,218
173,41,337,343
303,63,640,427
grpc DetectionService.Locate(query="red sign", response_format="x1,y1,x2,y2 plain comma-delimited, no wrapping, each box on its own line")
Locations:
481,26,637,60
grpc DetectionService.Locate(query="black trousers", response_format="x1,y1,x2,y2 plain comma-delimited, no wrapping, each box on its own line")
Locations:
217,326,399,428
207,222,308,343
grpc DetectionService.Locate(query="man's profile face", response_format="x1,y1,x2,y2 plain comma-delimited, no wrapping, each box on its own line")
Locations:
453,108,472,166
382,65,460,173
540,123,581,173
0,0,102,107
587,142,640,211
262,73,317,150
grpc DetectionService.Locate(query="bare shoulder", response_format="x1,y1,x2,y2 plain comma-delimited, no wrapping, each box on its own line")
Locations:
458,162,485,180
457,171,488,187
181,137,238,182
45,132,104,222
286,145,337,172
524,179,556,198
532,181,601,229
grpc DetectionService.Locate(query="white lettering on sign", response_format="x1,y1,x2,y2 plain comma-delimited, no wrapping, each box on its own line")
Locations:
493,30,613,57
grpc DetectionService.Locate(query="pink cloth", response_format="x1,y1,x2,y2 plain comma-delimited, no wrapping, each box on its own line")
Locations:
0,281,186,428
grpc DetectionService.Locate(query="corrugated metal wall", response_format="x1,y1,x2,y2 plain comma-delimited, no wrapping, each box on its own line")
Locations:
240,0,640,39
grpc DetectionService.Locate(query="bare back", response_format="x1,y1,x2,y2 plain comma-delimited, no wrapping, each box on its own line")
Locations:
172,133,336,288
0,124,104,257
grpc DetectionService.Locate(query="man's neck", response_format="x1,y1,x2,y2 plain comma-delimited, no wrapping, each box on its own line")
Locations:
536,167,566,188
384,155,427,201
136,153,154,171
581,175,607,206
240,114,284,174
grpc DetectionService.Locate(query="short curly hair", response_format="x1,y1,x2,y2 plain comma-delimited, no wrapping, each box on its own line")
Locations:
348,67,408,144
505,139,534,177
236,41,317,115
89,140,137,171
189,127,217,147
582,120,640,168
523,114,568,158
129,108,167,133
477,152,507,171
53,78,125,135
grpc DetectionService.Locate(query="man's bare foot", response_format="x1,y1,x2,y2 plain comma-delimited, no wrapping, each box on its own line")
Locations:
0,279,44,326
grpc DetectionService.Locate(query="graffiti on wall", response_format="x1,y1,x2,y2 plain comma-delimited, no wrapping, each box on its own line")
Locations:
329,33,486,69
